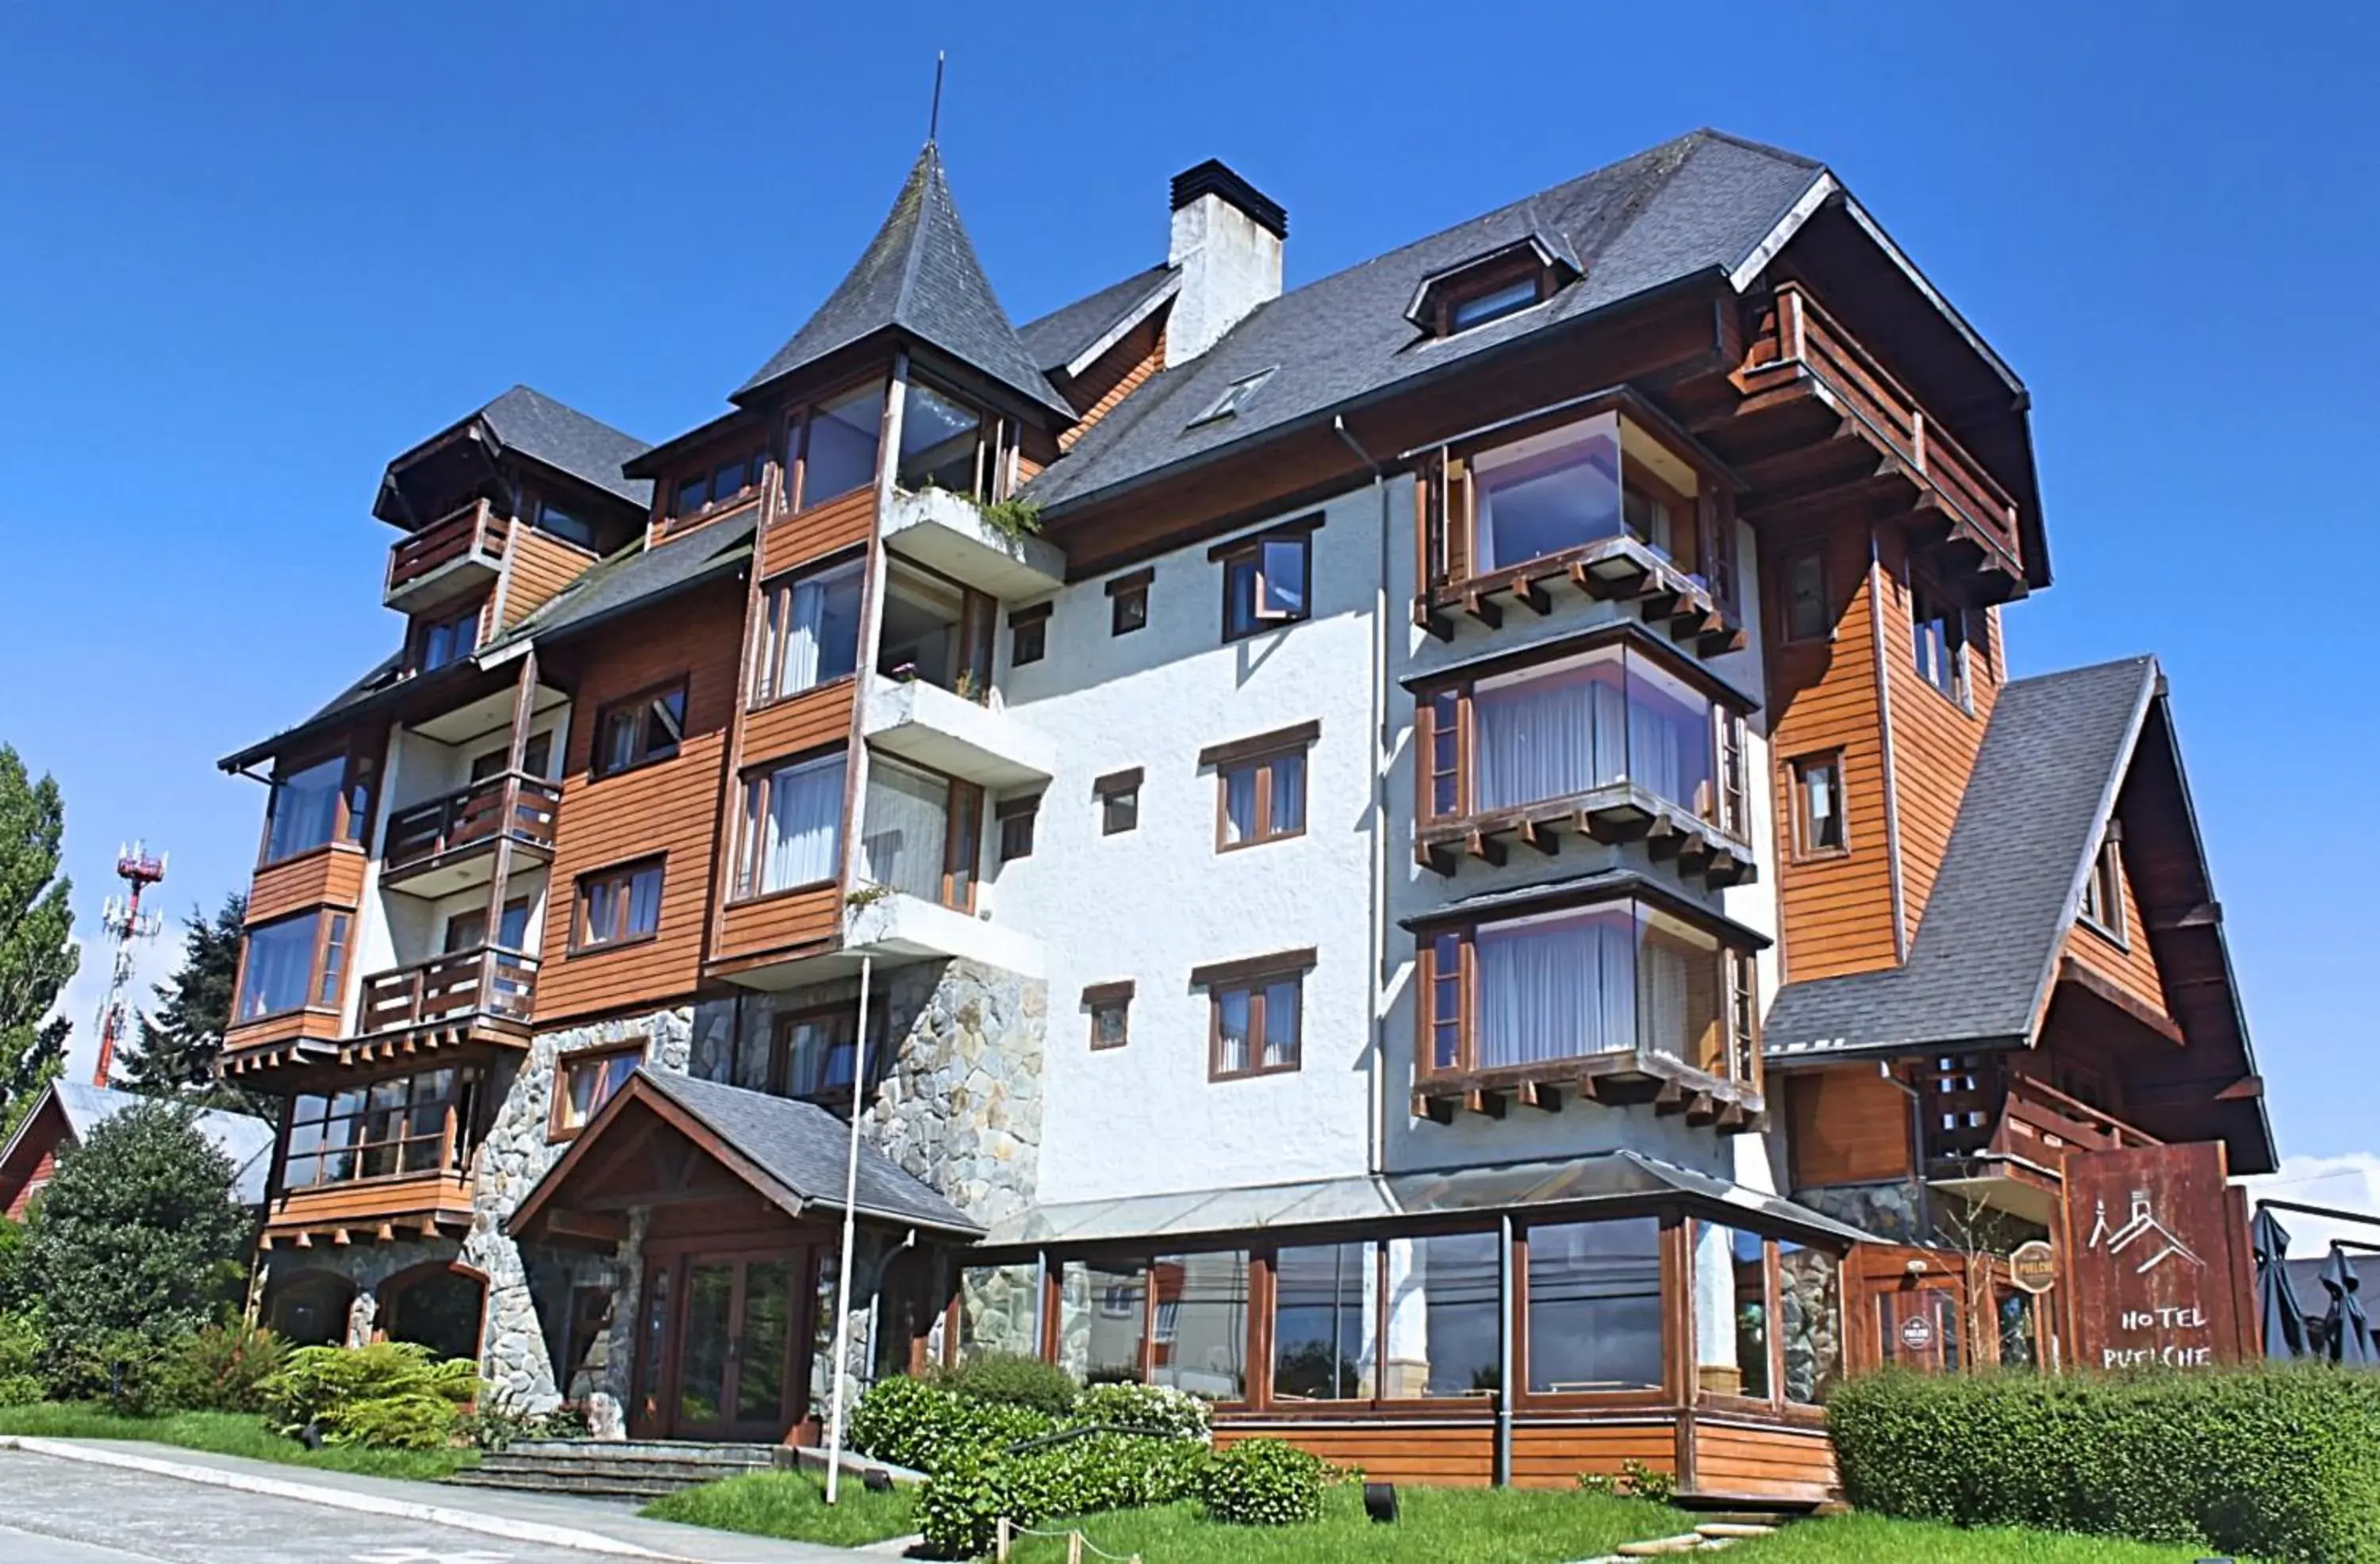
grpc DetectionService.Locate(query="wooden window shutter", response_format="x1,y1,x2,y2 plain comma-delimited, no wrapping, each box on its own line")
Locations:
1443,456,1472,584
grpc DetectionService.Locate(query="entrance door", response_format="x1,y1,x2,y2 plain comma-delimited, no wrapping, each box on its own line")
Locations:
635,1250,812,1443
1879,1282,1964,1372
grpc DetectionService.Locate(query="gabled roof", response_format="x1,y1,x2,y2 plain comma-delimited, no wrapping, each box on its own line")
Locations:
736,144,1069,420
1017,264,1178,377
0,1083,275,1206
482,507,759,657
1024,129,1831,512
383,385,654,510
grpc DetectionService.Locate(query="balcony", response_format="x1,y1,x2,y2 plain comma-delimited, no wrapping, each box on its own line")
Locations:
1415,636,1753,891
845,888,1044,978
882,485,1066,600
380,771,560,897
386,500,510,612
1411,893,1762,1129
353,945,537,1053
1927,1072,2162,1225
865,675,1056,789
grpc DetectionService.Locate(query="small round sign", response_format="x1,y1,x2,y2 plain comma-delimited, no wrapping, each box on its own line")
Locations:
1898,1313,1936,1352
2009,1239,2059,1295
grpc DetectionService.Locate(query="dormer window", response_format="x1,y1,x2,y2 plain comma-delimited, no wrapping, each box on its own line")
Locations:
671,446,768,522
1410,240,1567,339
1188,366,1276,429
1448,275,1540,333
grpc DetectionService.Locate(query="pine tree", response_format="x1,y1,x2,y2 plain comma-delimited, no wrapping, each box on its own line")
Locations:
0,746,75,1136
123,892,249,1104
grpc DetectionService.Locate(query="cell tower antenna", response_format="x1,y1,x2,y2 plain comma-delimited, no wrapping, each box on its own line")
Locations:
91,842,167,1088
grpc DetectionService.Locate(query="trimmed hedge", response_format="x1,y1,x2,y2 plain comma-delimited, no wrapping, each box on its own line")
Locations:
1198,1437,1329,1526
1073,1381,1211,1441
1829,1367,2380,1562
939,1351,1081,1415
848,1374,1058,1475
917,1433,1210,1558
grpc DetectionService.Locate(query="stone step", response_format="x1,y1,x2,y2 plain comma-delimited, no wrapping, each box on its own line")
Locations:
1695,1522,1776,1539
1614,1537,1709,1558
494,1439,785,1466
446,1469,693,1501
474,1455,777,1485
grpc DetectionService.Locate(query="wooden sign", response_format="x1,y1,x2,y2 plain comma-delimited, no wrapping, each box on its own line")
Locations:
2009,1240,2058,1295
2066,1142,2256,1370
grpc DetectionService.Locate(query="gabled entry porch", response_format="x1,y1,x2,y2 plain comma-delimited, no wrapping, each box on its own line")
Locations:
509,1068,982,1444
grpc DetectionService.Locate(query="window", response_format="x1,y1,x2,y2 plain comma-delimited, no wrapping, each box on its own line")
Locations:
1448,274,1541,333
770,1006,889,1105
2080,829,2126,941
1009,603,1050,667
754,558,864,703
996,794,1039,863
282,1067,478,1188
1526,1218,1662,1392
737,752,846,899
1388,1232,1500,1398
576,860,663,949
532,497,596,548
1472,412,1670,573
861,757,979,910
1096,769,1141,836
672,446,767,519
1107,569,1151,635
790,381,885,509
1188,366,1276,428
236,910,347,1022
1783,546,1829,642
1219,527,1312,640
468,731,551,785
1910,581,1969,706
1701,1225,1772,1399
263,753,367,864
551,1047,643,1138
594,682,687,776
1085,982,1132,1050
1205,726,1313,850
897,379,1012,500
442,897,530,953
1198,954,1309,1079
416,600,480,673
878,560,994,700
1791,753,1846,858
1272,1242,1375,1400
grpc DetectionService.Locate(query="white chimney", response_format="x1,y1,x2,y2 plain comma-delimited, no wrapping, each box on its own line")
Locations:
1165,160,1286,368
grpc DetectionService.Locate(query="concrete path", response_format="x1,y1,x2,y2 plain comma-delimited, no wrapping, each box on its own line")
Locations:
0,1439,881,1563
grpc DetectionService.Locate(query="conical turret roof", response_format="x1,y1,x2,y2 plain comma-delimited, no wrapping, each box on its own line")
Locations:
737,144,1069,418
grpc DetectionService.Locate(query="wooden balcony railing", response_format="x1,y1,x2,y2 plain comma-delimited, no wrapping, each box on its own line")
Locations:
1994,1074,2162,1166
1756,282,2023,572
386,500,510,601
358,945,538,1034
382,772,561,873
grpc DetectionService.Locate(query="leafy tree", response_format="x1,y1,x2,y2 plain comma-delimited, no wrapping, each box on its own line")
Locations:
0,746,75,1136
123,893,249,1106
25,1100,251,1394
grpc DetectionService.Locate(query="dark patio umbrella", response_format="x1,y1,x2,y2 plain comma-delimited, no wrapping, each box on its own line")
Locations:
2318,1246,2374,1367
2252,1208,2310,1359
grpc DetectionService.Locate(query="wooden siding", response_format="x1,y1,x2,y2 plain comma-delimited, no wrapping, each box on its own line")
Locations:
2063,848,2170,1019
1764,525,1898,980
715,884,840,967
248,846,367,925
1213,1416,1689,1492
224,1008,345,1052
1058,319,1165,452
501,527,598,627
264,1171,475,1235
1786,1064,1913,1187
533,577,746,1023
3,1148,54,1220
1692,1420,1837,1504
761,489,874,577
741,680,855,769
1875,527,1998,944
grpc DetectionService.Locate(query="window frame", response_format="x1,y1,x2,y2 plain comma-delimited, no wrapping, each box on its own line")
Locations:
571,857,666,953
2079,826,2129,945
669,442,770,526
1780,543,1830,643
591,679,689,779
893,374,1018,504
548,1044,646,1142
1908,576,1972,711
411,596,484,675
1203,722,1318,853
1095,768,1142,836
996,793,1040,864
734,748,849,903
766,1000,891,1109
751,554,866,708
1107,569,1152,636
1084,980,1134,1052
259,749,377,867
278,1064,479,1192
232,907,353,1026
1212,519,1319,642
1008,601,1051,668
1788,750,1849,862
1195,950,1315,1082
781,374,889,514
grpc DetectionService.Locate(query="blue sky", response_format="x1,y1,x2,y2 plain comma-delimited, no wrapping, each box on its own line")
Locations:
2,4,2372,1171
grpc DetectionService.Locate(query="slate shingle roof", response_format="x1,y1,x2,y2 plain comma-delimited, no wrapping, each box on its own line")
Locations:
639,1071,981,1236
1016,264,1177,375
1023,129,1828,513
737,144,1069,419
482,508,759,654
470,385,654,508
1764,657,2161,1060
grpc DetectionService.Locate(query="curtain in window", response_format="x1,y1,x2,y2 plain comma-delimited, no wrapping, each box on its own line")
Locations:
862,761,949,902
766,565,862,697
266,759,344,862
1637,930,1691,1058
1476,909,1635,1067
1474,671,1627,811
758,760,843,894
238,917,319,1018
1223,766,1260,842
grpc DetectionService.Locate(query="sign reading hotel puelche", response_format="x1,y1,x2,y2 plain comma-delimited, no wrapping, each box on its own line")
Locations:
2066,1142,2256,1370
2008,1240,2058,1295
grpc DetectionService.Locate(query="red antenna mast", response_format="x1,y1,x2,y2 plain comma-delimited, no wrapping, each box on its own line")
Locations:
92,842,167,1088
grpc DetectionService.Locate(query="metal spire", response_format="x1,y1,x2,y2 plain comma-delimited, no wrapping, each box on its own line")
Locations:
927,51,946,144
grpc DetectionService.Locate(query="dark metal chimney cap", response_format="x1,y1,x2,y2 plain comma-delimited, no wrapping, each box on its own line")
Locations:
1169,159,1288,241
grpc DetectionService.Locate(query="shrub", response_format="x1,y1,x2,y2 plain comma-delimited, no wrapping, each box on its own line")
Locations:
260,1342,480,1450
939,1351,1081,1416
1071,1380,1211,1441
1829,1367,2380,1562
158,1322,289,1414
849,1374,1056,1475
918,1433,1208,1558
463,1399,592,1451
0,1307,43,1406
1198,1437,1328,1527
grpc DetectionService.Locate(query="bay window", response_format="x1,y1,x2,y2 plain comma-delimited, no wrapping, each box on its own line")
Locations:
787,380,885,511
263,753,371,864
896,378,1014,501
1385,1232,1500,1398
860,757,981,910
281,1065,479,1189
236,909,350,1022
1526,1217,1663,1393
754,558,864,703
737,753,846,899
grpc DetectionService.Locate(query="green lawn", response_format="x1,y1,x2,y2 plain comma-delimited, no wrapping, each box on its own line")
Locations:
0,1403,477,1482
1008,1485,1676,1564
641,1469,919,1547
1732,1512,2260,1562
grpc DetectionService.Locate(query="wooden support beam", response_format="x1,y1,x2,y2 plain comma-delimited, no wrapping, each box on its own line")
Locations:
2148,902,2222,931
1517,1079,1562,1114
331,1228,351,1247
1716,1100,1750,1132
1515,818,1558,857
1653,1079,1688,1117
1413,1091,1457,1126
1684,1091,1718,1127
1513,577,1553,615
1463,589,1503,629
1468,1088,1507,1121
1464,830,1508,868
1645,818,1685,861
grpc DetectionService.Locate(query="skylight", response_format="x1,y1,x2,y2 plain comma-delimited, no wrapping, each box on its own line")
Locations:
1188,366,1278,429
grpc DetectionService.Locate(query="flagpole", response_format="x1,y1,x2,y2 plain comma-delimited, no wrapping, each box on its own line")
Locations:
823,953,873,1505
